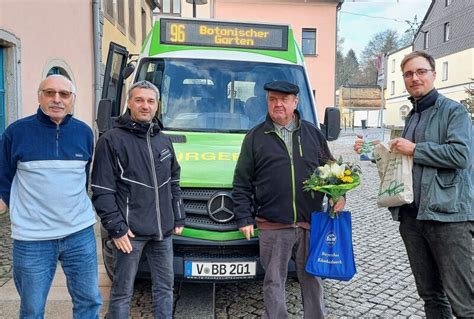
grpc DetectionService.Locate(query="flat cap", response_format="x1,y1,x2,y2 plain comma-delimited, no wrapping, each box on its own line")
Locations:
263,80,299,95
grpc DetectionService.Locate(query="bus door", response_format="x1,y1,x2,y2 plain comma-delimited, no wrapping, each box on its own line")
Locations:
97,42,128,133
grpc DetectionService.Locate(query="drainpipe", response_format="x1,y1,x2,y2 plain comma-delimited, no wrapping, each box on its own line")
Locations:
334,1,343,107
92,0,101,124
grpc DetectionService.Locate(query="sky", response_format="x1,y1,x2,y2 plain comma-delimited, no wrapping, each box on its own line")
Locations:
338,0,432,58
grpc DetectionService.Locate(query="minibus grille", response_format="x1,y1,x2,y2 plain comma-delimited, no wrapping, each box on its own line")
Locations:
181,188,239,231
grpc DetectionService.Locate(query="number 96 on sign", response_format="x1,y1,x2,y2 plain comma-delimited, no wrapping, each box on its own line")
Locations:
184,261,256,279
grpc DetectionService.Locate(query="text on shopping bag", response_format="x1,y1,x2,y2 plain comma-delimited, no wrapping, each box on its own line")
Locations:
306,211,356,281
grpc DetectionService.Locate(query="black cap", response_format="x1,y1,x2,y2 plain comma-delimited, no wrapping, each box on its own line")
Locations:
263,80,299,95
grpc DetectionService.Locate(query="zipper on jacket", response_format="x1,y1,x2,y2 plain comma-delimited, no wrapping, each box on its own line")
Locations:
56,125,60,158
271,130,298,224
289,132,297,224
147,123,163,240
411,104,422,143
298,135,303,157
126,196,130,225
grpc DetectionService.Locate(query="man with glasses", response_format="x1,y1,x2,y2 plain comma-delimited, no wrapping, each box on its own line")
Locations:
0,74,102,318
355,51,473,317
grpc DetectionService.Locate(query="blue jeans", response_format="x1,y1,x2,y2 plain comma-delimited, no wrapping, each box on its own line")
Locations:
13,225,102,319
399,215,474,318
107,237,173,319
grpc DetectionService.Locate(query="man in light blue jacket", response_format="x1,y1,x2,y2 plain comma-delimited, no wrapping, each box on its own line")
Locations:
0,75,102,318
357,51,473,318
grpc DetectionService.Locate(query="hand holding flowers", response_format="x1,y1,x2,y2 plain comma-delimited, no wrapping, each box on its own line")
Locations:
303,157,361,217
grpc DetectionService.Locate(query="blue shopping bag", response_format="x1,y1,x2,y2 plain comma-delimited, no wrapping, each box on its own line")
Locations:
306,210,356,281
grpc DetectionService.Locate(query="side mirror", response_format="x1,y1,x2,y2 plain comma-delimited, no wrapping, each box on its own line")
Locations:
123,63,135,80
323,107,341,141
96,99,114,134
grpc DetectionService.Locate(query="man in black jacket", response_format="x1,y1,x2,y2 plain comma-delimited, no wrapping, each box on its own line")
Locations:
232,81,345,319
92,81,185,318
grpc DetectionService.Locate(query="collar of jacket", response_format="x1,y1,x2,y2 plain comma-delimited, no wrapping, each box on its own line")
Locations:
115,111,163,135
36,107,72,126
263,109,302,133
409,88,439,113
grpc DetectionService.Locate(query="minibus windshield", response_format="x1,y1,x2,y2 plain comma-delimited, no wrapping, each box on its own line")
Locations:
136,58,316,132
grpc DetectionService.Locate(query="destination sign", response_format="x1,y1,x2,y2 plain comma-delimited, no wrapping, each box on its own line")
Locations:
160,18,288,51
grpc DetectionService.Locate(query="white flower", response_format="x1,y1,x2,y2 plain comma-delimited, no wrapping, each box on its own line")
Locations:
318,164,332,179
319,162,345,179
330,163,346,178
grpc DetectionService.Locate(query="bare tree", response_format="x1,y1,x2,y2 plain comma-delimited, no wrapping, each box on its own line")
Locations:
357,29,403,85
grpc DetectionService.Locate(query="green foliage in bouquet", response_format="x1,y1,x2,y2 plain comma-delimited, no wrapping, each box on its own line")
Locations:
303,156,361,217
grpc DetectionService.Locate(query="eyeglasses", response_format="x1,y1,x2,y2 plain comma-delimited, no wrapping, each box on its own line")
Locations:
40,89,74,99
402,68,433,79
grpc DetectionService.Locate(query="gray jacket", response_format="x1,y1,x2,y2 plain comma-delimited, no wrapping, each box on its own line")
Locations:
389,94,473,222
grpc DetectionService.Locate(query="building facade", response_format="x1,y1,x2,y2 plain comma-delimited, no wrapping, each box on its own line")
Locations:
101,0,157,111
384,45,412,127
385,0,473,126
0,1,96,132
0,0,158,134
102,0,157,63
414,0,473,112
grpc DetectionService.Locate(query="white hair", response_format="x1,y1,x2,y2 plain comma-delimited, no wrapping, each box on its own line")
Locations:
38,74,77,94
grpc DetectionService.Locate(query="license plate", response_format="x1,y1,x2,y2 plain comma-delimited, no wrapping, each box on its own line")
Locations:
184,261,256,280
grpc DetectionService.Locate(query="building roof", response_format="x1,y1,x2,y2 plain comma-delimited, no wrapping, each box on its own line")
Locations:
387,44,413,57
413,0,435,41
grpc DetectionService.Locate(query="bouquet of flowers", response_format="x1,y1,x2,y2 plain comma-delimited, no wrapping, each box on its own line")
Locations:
303,156,361,217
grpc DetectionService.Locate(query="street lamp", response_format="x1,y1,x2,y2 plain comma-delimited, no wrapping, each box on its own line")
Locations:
185,0,208,18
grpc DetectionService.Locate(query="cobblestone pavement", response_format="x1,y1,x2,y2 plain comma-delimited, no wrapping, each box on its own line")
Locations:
126,128,425,318
0,129,426,317
209,129,425,318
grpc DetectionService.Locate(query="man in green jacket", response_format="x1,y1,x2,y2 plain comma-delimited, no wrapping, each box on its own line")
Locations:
356,51,473,317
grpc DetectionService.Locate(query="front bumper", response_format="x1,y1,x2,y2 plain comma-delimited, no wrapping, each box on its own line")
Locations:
101,228,297,282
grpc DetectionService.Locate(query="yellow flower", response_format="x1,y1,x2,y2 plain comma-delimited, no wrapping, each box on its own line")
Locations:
344,169,351,176
341,176,353,183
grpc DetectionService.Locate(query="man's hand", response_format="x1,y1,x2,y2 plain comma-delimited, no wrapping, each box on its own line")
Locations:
112,229,135,254
353,135,365,154
329,197,346,213
388,138,415,156
353,134,380,154
174,226,184,235
239,225,254,241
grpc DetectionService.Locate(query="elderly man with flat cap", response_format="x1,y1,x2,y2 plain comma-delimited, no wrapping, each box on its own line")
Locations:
232,80,345,318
